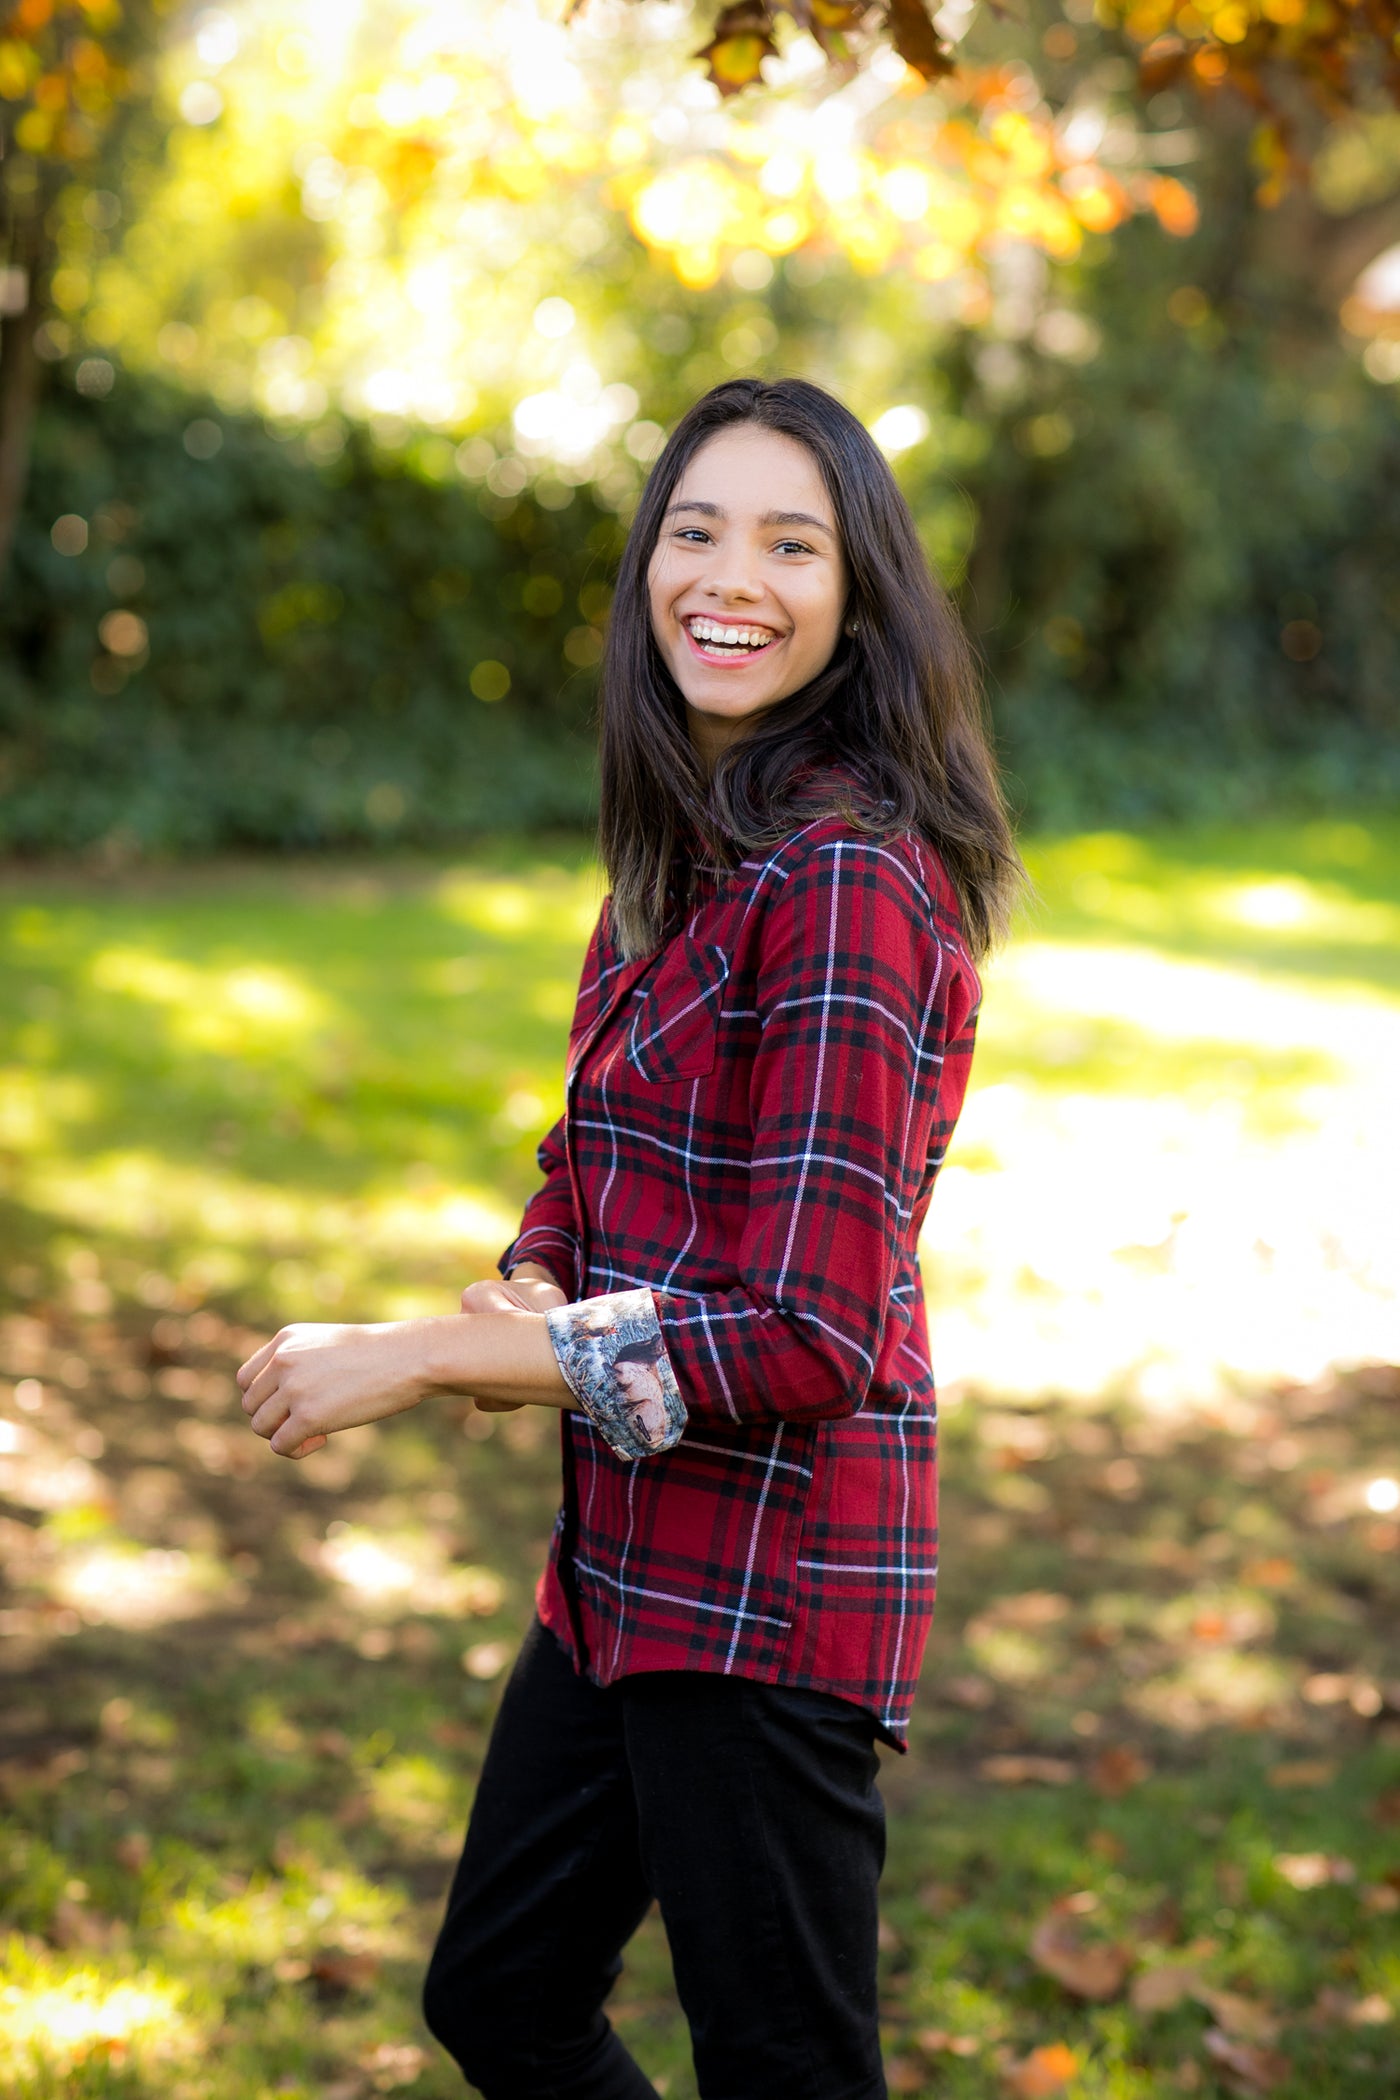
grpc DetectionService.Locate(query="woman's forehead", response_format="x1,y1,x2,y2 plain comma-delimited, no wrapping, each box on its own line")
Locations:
674,427,835,528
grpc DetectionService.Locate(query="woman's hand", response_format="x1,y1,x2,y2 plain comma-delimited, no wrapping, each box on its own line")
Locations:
237,1286,575,1458
237,1320,442,1459
460,1271,567,1411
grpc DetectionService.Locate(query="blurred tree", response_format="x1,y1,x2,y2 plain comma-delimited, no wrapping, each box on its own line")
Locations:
5,0,1399,850
0,0,170,575
677,0,1400,162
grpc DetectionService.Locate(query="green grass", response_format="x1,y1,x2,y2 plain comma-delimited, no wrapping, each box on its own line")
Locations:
2,823,1399,2099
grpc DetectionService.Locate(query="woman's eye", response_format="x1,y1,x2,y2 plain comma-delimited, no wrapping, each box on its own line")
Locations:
676,528,712,545
774,539,814,556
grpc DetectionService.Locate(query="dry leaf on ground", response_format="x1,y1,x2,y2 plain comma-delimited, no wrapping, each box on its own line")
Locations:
1131,1963,1204,2013
916,2027,981,2056
1203,2028,1290,2093
1089,1745,1151,1797
979,1754,1076,1786
1030,1901,1131,2000
1266,1759,1337,1788
1195,1988,1280,2043
1003,2042,1079,2097
1309,1987,1393,2026
1274,1851,1355,1888
310,1949,381,1997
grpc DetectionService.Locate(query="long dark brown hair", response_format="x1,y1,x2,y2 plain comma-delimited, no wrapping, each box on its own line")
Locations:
598,377,1022,961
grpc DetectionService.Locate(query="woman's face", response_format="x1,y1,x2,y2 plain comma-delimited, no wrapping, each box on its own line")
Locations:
647,425,846,767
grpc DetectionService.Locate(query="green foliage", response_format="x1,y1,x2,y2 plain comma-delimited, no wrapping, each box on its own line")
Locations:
5,244,1400,855
918,220,1400,830
1,372,623,852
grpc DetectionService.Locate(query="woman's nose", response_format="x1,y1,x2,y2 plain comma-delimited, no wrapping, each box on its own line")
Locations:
703,570,763,603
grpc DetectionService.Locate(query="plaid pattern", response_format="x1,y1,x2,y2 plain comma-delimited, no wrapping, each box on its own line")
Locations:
501,817,981,1745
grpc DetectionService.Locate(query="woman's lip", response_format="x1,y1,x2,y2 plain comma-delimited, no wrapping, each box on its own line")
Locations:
680,622,782,665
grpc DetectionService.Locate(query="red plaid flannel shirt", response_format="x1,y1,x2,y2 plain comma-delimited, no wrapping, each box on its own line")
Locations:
501,814,981,1744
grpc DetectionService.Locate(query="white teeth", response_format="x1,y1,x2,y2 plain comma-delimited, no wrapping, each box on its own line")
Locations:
688,618,773,650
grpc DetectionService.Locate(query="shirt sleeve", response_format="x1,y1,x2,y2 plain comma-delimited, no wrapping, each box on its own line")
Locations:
651,835,977,1428
498,1114,582,1298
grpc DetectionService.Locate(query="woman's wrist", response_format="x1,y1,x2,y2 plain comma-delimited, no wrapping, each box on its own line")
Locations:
419,1310,574,1411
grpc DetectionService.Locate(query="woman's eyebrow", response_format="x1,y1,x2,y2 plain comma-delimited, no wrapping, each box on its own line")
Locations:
760,510,834,535
665,499,834,535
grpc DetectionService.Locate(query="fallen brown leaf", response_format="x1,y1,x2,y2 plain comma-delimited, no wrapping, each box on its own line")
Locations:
1134,1894,1182,1944
1266,1758,1337,1788
310,1950,381,1998
979,1754,1076,1786
1195,1988,1280,2043
360,2040,430,2090
1310,1987,1392,2026
49,1896,118,1951
945,1673,996,1709
1030,1901,1131,2001
1131,1963,1203,2013
1202,2028,1289,2094
1240,1556,1296,1588
1273,1851,1354,1888
1090,1745,1151,1797
1003,2042,1079,2097
916,2028,981,2056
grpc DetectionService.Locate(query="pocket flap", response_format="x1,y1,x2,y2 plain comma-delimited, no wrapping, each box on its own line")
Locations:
626,939,730,1084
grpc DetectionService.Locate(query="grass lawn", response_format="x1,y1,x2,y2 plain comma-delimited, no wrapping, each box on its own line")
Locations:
1,820,1398,2099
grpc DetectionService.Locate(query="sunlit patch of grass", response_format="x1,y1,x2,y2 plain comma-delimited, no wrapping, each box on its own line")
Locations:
0,1937,201,2092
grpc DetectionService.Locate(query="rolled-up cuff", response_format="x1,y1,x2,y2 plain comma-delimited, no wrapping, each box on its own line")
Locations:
544,1288,687,1461
498,1227,580,1299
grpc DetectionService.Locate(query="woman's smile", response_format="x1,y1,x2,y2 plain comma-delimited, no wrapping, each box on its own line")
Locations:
682,613,784,664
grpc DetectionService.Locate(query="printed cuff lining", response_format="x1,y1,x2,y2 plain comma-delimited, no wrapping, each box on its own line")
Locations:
544,1287,687,1462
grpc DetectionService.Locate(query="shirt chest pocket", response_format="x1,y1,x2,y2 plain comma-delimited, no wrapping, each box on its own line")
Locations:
626,938,731,1085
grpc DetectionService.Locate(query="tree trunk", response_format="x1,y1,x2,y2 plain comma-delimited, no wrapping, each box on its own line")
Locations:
0,211,47,587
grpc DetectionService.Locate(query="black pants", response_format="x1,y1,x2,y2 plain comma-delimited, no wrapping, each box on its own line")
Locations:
423,1620,887,2100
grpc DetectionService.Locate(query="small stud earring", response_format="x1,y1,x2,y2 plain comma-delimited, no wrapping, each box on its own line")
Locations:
845,617,860,637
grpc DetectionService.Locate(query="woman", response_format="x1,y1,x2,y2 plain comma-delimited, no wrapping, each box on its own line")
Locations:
238,377,1022,2099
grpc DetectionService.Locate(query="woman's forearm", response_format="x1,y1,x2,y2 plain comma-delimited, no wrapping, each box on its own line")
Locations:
419,1310,575,1410
238,1304,576,1460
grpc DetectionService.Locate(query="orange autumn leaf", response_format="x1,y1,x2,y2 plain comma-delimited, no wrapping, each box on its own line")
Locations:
1004,2043,1079,2098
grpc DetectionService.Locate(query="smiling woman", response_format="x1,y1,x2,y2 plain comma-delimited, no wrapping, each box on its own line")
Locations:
601,376,1021,961
237,377,1025,2100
